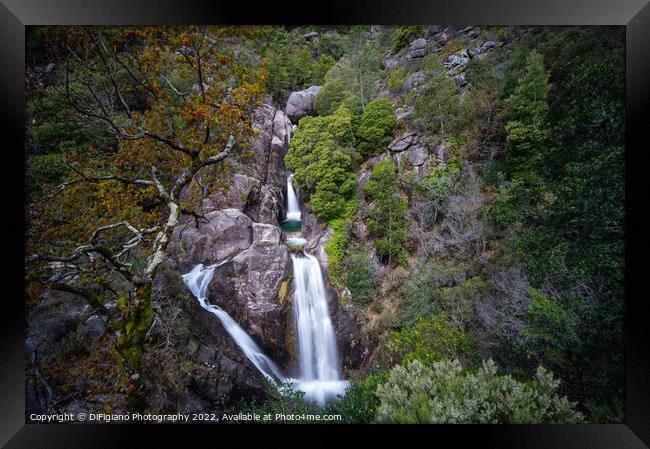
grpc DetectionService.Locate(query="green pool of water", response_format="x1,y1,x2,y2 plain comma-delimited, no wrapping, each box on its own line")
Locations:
280,219,302,233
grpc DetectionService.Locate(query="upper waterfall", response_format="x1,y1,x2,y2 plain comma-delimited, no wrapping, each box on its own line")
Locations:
286,174,301,221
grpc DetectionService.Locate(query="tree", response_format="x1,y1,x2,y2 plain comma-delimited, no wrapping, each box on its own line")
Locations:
345,27,381,112
285,104,357,222
504,50,551,174
355,98,396,159
376,359,584,424
25,26,267,399
414,57,460,135
364,157,407,264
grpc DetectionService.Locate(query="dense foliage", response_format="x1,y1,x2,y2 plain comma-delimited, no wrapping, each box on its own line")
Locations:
375,359,584,423
26,25,624,424
364,158,407,264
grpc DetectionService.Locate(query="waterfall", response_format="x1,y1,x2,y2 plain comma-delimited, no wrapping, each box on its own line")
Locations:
286,174,301,221
291,253,348,406
182,262,285,386
181,172,348,406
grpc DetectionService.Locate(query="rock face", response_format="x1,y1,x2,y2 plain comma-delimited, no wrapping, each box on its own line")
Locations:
285,85,322,123
388,132,418,153
179,100,293,226
168,209,254,273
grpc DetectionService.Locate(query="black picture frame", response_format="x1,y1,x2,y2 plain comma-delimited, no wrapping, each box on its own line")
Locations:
2,0,649,446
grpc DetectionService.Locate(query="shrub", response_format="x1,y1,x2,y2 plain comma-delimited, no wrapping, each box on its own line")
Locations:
355,99,396,159
388,67,406,92
375,359,585,423
346,247,378,305
312,54,336,85
413,56,463,136
398,259,465,326
28,153,68,183
324,199,356,284
387,314,477,367
285,106,357,222
314,79,350,116
324,371,389,423
391,26,425,53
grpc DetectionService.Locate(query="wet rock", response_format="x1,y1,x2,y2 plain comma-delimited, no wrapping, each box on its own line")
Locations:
252,223,282,245
336,304,363,371
286,85,322,123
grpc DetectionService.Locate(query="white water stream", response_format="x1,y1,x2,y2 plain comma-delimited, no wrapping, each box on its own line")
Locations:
182,173,347,406
181,262,285,386
286,174,301,221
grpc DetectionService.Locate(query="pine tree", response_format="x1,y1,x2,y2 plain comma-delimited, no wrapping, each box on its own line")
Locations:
364,157,407,264
504,50,551,174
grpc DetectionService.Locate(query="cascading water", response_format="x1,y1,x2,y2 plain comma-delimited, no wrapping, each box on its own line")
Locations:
182,172,348,406
286,174,301,221
182,262,285,386
291,253,348,406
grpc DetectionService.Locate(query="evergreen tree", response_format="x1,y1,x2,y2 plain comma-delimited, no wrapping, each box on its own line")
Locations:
504,50,551,174
414,57,460,135
355,99,396,159
364,158,407,264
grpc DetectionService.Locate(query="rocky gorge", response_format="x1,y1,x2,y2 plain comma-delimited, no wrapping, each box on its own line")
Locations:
25,25,624,423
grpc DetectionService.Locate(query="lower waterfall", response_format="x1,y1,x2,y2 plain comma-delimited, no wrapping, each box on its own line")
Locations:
291,253,348,405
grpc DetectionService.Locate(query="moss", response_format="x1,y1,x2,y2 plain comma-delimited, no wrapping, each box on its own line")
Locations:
277,278,291,305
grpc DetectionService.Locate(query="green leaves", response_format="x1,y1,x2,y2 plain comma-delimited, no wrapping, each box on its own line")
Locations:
375,359,584,424
355,99,396,159
285,107,358,222
391,26,425,53
364,157,407,264
504,50,551,175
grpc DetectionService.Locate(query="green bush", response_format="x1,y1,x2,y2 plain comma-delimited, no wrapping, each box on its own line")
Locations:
413,56,463,135
399,259,466,326
387,314,477,367
285,106,358,222
28,153,68,183
346,247,378,305
391,26,425,53
324,199,356,284
312,54,336,85
324,371,389,423
375,359,585,423
314,79,350,116
355,99,396,159
388,67,406,92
